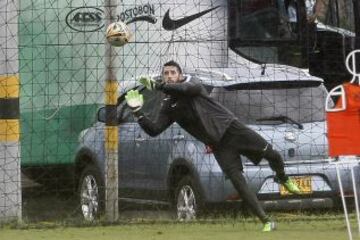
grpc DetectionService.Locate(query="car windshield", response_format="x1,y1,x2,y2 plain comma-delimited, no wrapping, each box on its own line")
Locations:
210,83,327,124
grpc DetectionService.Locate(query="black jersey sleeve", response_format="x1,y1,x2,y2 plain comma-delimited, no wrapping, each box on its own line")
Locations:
161,78,202,96
136,103,174,137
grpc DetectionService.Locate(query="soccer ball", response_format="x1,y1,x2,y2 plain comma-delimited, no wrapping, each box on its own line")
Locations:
106,21,132,47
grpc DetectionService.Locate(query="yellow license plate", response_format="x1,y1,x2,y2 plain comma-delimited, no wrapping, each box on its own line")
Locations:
280,176,312,195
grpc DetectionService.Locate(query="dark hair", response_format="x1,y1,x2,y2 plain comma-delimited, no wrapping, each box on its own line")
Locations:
163,60,182,74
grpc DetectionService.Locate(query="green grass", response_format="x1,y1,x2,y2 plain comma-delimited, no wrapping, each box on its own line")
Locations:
0,215,357,240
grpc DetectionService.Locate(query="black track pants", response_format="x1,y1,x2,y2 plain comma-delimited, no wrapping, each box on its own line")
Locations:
212,121,290,223
263,146,288,183
227,167,269,223
213,148,269,223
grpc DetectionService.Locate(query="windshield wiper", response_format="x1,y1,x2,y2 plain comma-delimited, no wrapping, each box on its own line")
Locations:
256,115,304,130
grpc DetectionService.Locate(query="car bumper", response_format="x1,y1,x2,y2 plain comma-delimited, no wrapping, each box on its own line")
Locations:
201,159,360,208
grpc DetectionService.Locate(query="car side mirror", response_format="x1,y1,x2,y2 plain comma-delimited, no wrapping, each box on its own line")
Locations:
97,107,106,123
98,106,124,124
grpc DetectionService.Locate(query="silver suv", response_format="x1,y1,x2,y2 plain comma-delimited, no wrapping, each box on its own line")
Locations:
75,74,358,221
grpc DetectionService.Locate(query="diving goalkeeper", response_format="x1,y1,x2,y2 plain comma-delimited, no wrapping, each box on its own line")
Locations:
125,60,301,231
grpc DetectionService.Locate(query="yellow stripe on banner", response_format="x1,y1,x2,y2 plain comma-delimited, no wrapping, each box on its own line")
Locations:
105,80,118,105
0,119,20,141
0,75,19,98
105,126,118,151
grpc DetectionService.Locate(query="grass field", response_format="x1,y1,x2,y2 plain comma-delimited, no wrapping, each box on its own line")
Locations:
1,214,358,240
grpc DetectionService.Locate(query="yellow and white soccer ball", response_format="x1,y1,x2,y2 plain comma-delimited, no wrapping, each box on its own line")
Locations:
106,21,132,47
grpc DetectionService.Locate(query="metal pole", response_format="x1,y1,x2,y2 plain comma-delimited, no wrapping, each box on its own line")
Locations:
104,0,119,222
352,0,360,49
336,164,353,240
0,0,22,223
350,167,360,235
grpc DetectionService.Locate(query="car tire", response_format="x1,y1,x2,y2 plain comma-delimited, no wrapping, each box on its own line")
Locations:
78,165,104,221
174,175,204,221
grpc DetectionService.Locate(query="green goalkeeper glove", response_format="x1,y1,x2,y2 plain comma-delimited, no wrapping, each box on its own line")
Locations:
125,90,144,112
138,75,157,90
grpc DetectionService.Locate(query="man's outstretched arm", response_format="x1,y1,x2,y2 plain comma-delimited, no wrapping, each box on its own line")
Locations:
160,80,202,96
125,89,173,137
138,75,203,96
135,106,173,137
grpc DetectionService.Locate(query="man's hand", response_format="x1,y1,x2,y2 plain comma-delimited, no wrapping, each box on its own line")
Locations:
125,90,144,112
138,76,157,90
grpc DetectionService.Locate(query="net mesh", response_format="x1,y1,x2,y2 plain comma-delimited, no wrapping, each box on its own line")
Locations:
0,0,359,225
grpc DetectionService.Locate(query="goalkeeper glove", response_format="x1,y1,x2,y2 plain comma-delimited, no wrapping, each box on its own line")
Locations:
138,76,164,90
125,90,144,112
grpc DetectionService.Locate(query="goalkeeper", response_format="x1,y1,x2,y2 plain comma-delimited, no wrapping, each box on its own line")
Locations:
125,60,301,232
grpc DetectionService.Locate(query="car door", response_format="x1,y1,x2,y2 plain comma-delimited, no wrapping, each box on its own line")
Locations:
135,89,174,196
117,97,145,195
117,88,173,200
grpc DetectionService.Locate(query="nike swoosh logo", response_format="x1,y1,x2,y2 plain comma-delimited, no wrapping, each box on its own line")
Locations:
126,15,157,25
162,6,219,31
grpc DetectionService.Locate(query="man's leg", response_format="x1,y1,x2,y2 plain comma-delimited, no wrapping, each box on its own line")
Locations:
263,145,287,182
213,148,270,224
226,167,270,224
263,145,301,194
224,121,290,185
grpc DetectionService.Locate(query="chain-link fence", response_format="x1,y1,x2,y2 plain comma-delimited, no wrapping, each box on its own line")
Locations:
1,0,359,227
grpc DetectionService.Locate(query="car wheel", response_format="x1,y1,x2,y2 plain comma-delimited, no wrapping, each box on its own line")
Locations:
78,165,104,221
174,175,203,221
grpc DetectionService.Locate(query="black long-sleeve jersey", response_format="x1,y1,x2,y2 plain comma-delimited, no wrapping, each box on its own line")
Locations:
137,76,243,145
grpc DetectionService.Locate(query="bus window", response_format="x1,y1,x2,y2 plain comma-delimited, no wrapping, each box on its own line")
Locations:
229,0,296,41
229,0,301,65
